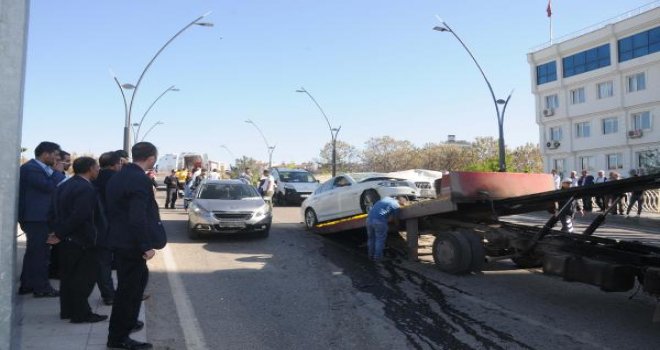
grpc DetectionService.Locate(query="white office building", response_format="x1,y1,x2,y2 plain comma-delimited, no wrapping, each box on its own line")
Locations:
528,5,660,178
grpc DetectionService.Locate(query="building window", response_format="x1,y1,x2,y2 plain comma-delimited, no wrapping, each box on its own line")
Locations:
562,44,610,78
602,117,618,135
637,150,658,169
549,126,562,141
631,111,652,130
570,87,585,104
627,72,646,92
536,61,557,85
552,159,565,175
576,122,591,138
618,26,660,62
545,94,559,109
579,156,595,171
597,81,613,99
607,153,623,170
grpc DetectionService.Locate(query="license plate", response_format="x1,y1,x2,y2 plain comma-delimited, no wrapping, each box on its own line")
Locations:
218,222,246,228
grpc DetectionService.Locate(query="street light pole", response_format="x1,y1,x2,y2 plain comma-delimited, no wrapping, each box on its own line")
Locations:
134,85,179,142
245,119,275,169
113,12,213,153
141,121,164,141
433,20,512,172
296,87,341,177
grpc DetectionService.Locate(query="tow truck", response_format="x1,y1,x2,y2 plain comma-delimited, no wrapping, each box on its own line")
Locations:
310,171,660,304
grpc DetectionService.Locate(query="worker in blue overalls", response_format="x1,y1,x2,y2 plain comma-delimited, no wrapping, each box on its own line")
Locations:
366,196,409,261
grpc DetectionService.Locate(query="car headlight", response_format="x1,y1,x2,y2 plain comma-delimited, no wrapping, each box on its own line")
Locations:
191,203,211,217
253,204,271,218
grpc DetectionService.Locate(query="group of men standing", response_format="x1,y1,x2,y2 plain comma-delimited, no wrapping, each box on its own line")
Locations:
18,141,165,350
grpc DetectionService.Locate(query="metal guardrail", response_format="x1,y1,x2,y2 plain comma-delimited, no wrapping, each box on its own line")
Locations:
529,0,660,52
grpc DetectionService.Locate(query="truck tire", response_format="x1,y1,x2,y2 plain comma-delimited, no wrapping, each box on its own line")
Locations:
432,231,472,274
464,231,486,272
304,208,318,230
360,190,380,213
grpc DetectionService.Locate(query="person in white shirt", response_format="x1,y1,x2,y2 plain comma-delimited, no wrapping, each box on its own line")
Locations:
208,168,220,180
551,169,561,190
569,171,579,188
239,168,253,185
259,169,276,207
594,170,607,211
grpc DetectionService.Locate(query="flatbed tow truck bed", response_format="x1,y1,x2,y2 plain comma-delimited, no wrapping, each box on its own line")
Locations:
311,171,660,302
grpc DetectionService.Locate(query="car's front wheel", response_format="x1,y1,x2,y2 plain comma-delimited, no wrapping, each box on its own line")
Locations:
187,219,200,240
304,208,318,230
360,190,380,213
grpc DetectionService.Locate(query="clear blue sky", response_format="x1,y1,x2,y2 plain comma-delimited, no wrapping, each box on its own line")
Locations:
21,0,656,165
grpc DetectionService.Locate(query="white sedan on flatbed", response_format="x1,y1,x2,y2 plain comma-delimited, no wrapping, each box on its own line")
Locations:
301,173,418,229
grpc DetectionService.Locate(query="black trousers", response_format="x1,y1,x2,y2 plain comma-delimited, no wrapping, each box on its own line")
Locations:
96,247,115,300
19,222,53,293
108,249,148,343
59,241,97,320
165,188,177,209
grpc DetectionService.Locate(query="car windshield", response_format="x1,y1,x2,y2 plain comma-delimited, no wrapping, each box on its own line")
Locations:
198,183,260,200
279,171,316,183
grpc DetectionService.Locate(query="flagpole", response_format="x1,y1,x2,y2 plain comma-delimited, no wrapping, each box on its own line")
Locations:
550,14,553,44
548,0,553,45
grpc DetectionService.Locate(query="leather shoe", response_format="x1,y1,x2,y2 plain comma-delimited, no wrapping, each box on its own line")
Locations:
33,289,59,298
131,320,144,333
107,338,153,350
18,286,33,295
70,313,108,324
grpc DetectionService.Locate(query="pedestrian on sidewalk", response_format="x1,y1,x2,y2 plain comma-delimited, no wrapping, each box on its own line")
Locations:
577,170,595,212
551,169,561,190
594,170,607,211
105,142,166,350
626,169,645,217
608,172,626,215
49,150,72,280
48,157,108,323
366,196,409,261
164,170,180,209
18,141,65,298
93,151,123,306
557,178,583,233
259,169,276,207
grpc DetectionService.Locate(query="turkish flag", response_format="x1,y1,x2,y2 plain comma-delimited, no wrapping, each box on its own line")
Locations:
547,0,552,17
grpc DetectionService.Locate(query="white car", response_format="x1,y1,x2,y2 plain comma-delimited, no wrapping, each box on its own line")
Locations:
301,173,418,229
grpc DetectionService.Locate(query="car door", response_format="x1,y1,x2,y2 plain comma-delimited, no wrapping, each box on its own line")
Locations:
308,179,334,222
330,176,357,219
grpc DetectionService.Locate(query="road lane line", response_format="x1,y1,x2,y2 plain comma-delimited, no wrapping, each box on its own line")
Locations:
161,244,208,350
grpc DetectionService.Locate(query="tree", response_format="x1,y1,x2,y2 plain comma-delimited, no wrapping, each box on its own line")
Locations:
361,136,417,172
639,149,660,174
318,140,360,173
509,143,544,173
232,156,264,182
416,143,470,172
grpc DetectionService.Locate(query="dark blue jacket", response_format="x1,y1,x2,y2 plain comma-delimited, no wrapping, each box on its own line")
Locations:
92,168,116,247
49,176,105,248
18,159,66,223
105,163,166,252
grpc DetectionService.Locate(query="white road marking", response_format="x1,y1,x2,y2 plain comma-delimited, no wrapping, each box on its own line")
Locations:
161,244,208,350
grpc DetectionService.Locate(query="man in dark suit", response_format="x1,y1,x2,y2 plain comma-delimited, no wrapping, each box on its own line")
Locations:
106,142,164,350
49,150,72,280
163,169,179,209
93,151,123,306
49,157,108,323
577,170,595,212
18,141,65,297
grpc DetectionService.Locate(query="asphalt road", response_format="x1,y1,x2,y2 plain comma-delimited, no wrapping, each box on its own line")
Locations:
144,200,660,350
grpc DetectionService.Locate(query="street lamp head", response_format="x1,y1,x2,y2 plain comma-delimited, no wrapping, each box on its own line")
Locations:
156,121,164,125
121,83,136,90
496,99,506,105
132,123,140,127
194,22,214,27
170,87,180,92
433,26,450,32
245,119,253,124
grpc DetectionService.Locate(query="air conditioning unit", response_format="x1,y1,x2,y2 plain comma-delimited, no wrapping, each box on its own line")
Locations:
628,129,643,138
543,108,555,117
546,141,560,149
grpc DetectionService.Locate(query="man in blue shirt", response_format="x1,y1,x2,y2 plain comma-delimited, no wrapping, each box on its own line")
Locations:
366,196,408,261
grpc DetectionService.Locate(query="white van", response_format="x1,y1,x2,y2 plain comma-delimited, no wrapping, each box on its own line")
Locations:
271,168,320,206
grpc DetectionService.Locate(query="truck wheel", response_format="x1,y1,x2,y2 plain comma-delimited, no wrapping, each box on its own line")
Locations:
432,231,472,274
511,253,543,268
464,231,486,272
360,190,380,213
304,208,318,230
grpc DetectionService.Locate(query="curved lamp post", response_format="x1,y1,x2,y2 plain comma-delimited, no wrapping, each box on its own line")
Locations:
134,85,179,142
245,119,275,169
433,19,512,172
296,87,341,177
111,12,213,153
141,121,165,141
